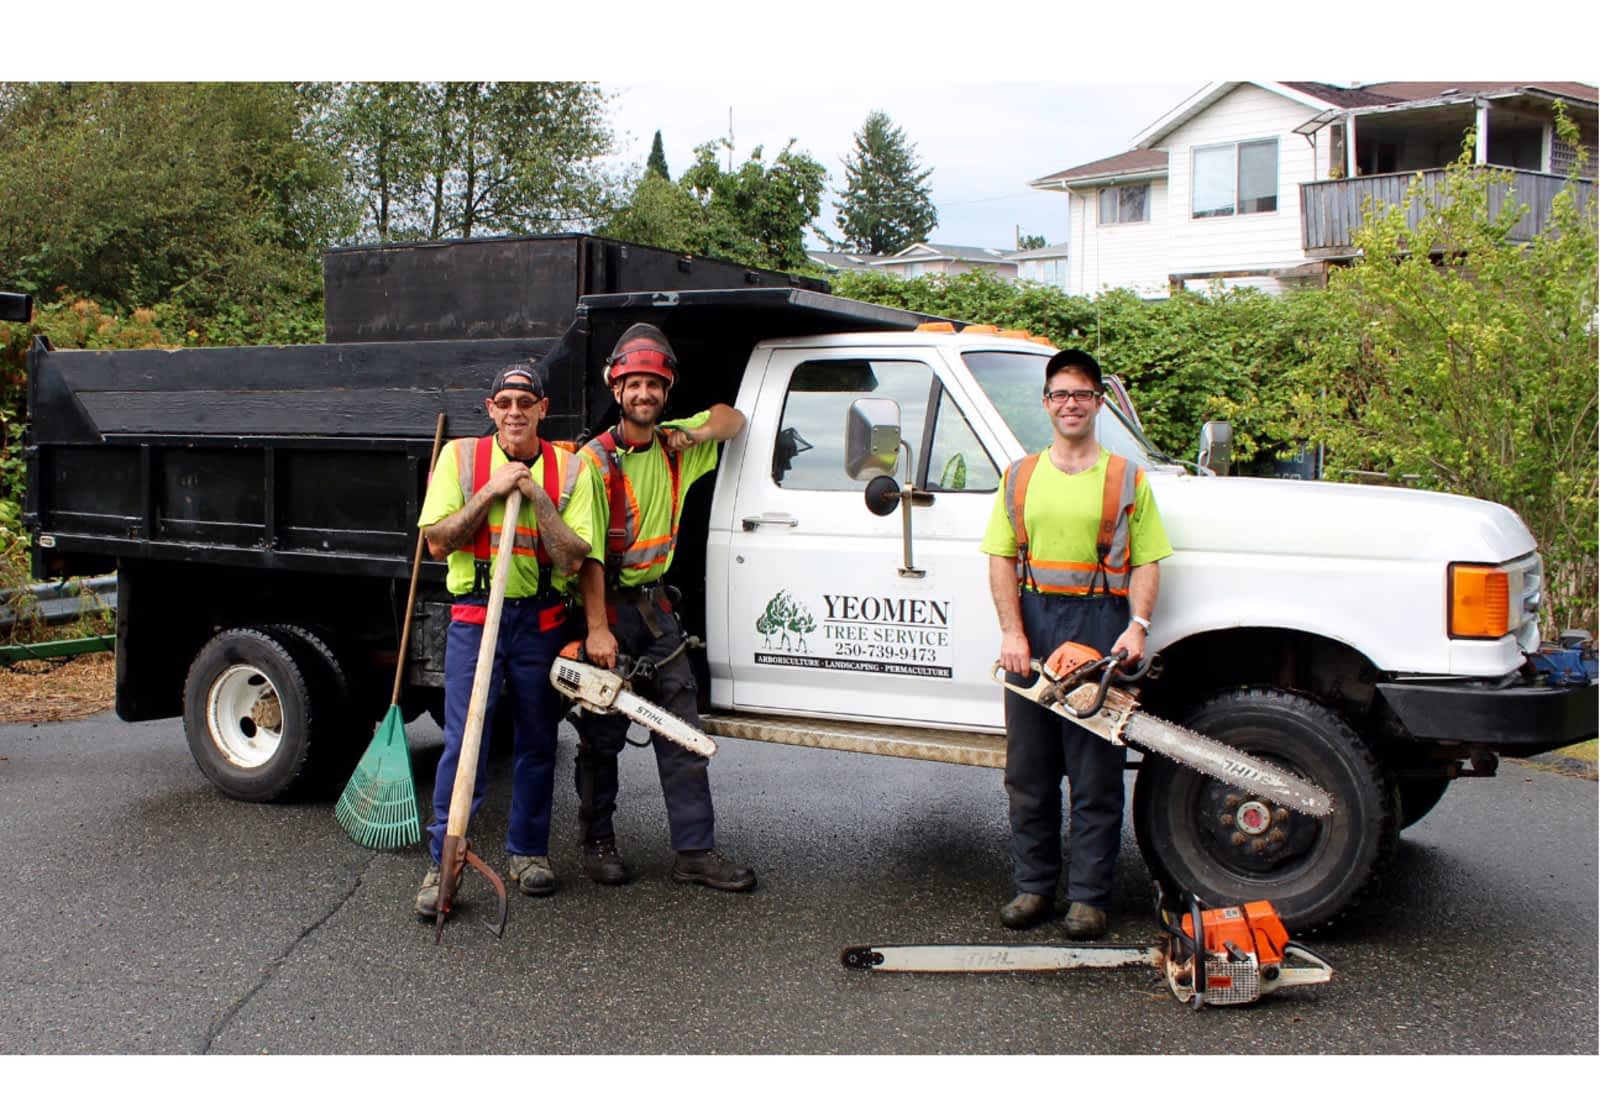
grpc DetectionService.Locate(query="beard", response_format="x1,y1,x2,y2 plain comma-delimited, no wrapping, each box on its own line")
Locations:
622,395,663,424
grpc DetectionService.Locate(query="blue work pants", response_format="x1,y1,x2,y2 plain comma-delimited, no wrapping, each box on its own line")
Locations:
427,597,568,864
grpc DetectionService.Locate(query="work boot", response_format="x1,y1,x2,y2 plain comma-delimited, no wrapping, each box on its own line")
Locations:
508,854,556,897
582,839,632,886
672,849,756,892
1064,901,1108,940
414,866,441,919
999,892,1053,929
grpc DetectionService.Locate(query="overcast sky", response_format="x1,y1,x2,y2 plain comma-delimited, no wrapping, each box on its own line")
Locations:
20,0,1596,261
605,81,1198,251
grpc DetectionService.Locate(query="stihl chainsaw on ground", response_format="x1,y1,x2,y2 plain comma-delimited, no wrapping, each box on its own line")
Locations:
842,892,1333,1009
1000,642,1332,817
549,641,717,757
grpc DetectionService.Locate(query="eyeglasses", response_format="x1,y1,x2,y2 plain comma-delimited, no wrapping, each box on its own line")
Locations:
491,395,543,411
1044,388,1102,405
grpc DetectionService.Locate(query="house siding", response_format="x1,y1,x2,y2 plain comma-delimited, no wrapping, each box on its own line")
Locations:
1066,179,1171,298
1162,84,1325,286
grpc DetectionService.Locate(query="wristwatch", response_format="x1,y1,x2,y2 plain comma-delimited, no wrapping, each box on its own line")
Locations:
1129,615,1151,633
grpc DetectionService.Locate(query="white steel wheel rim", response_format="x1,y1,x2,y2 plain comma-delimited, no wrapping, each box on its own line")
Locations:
205,663,285,769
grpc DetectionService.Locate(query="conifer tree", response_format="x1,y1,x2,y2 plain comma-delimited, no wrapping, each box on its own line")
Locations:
833,110,937,255
646,129,670,180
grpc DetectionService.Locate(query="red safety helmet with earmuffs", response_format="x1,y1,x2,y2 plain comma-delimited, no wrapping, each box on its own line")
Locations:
603,323,677,389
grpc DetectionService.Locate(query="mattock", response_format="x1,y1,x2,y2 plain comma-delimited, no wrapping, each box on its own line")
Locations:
434,489,521,942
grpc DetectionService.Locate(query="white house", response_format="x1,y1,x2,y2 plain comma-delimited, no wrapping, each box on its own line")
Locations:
869,242,1018,281
1029,81,1598,298
1006,241,1071,287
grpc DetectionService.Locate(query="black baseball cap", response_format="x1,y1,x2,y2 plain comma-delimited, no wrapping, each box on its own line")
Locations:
1044,348,1102,388
489,362,548,398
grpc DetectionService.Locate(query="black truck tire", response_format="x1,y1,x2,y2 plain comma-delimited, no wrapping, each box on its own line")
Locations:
1132,687,1399,934
255,624,369,795
183,627,322,802
1397,776,1452,829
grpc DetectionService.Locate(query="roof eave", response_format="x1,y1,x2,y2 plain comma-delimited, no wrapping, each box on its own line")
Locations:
1133,80,1344,147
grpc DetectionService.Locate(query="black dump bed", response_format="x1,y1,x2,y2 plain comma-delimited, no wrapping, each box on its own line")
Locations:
25,235,936,583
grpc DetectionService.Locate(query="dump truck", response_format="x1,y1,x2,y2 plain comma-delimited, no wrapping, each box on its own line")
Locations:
23,234,1596,930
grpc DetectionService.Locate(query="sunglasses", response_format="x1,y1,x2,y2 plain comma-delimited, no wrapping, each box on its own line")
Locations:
491,394,543,411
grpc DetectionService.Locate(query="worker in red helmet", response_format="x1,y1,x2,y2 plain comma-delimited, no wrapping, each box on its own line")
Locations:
572,323,757,892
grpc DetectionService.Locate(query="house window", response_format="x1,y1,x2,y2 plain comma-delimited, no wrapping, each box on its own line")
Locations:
1192,139,1278,218
1097,183,1149,224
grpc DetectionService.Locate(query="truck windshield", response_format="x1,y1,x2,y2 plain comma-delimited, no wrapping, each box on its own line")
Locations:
962,350,1158,468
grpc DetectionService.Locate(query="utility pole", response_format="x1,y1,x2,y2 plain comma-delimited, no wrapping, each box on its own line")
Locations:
727,107,734,172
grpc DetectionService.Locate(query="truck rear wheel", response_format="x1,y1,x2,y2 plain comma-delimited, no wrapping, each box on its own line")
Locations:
183,627,328,801
1132,687,1399,934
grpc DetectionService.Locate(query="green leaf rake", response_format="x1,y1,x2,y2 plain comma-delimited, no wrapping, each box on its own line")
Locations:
335,413,447,849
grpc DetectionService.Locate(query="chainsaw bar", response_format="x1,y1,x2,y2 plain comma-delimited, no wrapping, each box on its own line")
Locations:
1121,712,1332,817
841,943,1161,973
997,665,1332,817
550,657,717,757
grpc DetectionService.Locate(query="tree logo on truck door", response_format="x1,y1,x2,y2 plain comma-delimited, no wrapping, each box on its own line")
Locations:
756,590,815,653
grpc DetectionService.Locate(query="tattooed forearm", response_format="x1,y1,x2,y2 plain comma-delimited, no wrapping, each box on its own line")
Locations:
520,479,589,574
424,486,497,559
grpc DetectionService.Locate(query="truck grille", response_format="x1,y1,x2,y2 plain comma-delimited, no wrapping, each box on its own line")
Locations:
1507,552,1543,653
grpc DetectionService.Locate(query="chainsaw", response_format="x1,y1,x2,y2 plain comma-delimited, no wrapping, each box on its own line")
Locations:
841,891,1333,1009
549,641,718,758
998,642,1333,817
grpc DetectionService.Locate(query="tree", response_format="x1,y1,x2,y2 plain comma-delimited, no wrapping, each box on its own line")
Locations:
314,82,621,242
646,130,671,180
0,82,356,324
1016,232,1047,250
833,110,937,255
1278,117,1598,633
678,140,828,270
600,173,704,253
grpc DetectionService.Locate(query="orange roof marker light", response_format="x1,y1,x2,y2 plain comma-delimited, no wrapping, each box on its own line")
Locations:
914,321,1056,346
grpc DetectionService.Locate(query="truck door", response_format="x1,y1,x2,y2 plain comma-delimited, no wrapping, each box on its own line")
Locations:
716,346,1006,730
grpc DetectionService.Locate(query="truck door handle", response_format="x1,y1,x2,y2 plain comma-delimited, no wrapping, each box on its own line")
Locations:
742,513,799,531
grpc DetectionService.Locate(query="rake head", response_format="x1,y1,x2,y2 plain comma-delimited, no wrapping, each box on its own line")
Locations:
335,706,422,850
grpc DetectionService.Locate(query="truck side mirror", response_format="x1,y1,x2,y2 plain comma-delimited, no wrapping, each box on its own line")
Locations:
844,397,902,481
1198,420,1233,476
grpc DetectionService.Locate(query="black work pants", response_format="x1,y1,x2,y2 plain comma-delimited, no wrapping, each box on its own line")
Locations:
573,593,715,852
1003,591,1130,908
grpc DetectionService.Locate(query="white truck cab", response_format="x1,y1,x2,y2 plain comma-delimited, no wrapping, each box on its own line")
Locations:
690,324,1590,931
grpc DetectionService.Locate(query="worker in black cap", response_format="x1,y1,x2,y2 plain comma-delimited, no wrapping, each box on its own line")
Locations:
980,348,1173,939
412,361,602,918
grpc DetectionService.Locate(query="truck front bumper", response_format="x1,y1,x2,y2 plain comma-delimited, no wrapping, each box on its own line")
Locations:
1377,677,1597,757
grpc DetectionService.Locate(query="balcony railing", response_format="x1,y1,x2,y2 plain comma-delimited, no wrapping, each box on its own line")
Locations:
1300,167,1595,256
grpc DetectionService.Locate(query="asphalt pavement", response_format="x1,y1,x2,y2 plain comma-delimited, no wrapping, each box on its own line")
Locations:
0,709,1595,1068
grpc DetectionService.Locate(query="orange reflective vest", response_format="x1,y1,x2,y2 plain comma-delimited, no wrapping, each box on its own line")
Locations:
1004,450,1141,597
581,427,683,585
452,435,583,595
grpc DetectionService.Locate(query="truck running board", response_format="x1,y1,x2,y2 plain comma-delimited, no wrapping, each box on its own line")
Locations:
699,712,1006,768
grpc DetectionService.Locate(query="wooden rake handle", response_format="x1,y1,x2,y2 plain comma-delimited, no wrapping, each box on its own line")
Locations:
392,413,449,707
444,488,522,838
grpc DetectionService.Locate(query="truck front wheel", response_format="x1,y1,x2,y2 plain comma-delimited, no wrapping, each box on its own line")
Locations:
183,627,322,802
1132,687,1399,934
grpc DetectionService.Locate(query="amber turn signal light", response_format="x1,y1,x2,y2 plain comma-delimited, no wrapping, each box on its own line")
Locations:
1448,563,1510,639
